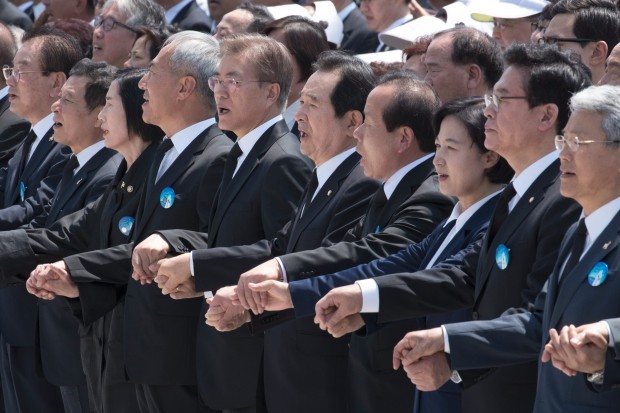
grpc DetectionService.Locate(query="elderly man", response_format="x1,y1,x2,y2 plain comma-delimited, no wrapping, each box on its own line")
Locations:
423,26,503,104
314,43,589,413
394,84,620,412
154,51,379,413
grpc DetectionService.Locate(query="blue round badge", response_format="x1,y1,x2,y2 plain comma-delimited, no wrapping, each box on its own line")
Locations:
19,181,25,202
588,262,608,287
118,216,135,236
495,244,510,270
160,187,175,209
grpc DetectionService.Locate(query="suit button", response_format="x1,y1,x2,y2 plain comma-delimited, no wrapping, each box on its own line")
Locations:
472,311,479,320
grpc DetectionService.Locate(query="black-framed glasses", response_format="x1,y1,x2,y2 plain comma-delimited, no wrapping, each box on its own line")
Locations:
94,15,137,34
554,135,610,152
484,93,528,109
207,77,267,92
2,65,48,81
538,36,596,45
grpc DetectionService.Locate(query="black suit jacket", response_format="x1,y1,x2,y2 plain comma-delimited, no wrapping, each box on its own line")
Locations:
0,0,32,30
0,95,29,170
0,127,70,346
170,0,212,32
445,209,620,412
339,6,379,55
372,160,581,413
277,157,454,281
58,124,231,388
160,119,312,410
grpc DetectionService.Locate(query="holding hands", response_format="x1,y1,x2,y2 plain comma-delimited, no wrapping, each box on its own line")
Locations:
26,261,79,300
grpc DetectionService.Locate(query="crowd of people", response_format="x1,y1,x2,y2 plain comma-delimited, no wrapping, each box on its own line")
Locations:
0,0,616,412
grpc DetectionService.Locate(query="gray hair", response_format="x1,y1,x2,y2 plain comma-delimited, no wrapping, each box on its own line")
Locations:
165,31,220,108
102,0,166,28
569,85,620,145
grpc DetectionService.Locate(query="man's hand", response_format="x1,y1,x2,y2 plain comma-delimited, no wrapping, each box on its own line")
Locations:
236,259,283,315
156,275,202,300
152,254,192,295
314,284,363,334
131,234,170,284
542,322,609,376
247,280,293,313
205,286,249,331
403,352,452,391
392,327,445,370
27,261,79,299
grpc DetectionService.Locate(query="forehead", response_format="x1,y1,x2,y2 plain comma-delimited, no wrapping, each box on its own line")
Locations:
101,3,125,21
218,52,255,76
14,39,42,66
425,35,453,62
494,65,527,93
63,75,89,96
366,85,393,116
564,109,603,134
545,13,576,37
302,71,339,97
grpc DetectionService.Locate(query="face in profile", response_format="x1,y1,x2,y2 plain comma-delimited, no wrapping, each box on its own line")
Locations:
98,80,130,151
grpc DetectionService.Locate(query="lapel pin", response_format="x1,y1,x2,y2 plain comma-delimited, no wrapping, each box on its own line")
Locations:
127,185,134,193
529,197,534,203
588,262,608,287
603,241,611,250
76,178,83,186
160,187,175,209
121,182,125,189
327,190,332,196
495,244,510,270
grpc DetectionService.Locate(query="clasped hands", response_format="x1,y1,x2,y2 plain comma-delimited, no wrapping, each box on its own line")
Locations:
26,260,79,300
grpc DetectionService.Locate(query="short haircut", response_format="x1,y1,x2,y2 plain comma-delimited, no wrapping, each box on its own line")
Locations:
44,18,94,58
569,84,620,145
550,0,620,56
433,97,514,183
239,1,274,34
114,68,164,143
22,27,83,76
504,43,592,133
220,34,293,110
264,16,330,82
103,0,166,28
377,70,440,153
134,26,171,62
164,31,220,108
312,51,376,118
0,22,17,69
69,58,117,111
433,26,504,89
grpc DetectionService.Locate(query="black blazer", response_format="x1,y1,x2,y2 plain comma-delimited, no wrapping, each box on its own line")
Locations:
0,0,32,30
277,157,454,281
0,127,70,346
339,6,379,55
0,95,30,170
170,0,212,32
372,160,581,413
160,119,313,410
59,124,232,388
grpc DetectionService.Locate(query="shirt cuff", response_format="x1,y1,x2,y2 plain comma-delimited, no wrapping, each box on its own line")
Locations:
603,320,614,348
355,278,379,313
441,325,462,383
190,252,212,299
275,257,288,283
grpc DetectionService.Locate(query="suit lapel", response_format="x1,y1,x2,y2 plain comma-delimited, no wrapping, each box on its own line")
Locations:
209,121,289,240
476,161,560,297
287,152,360,251
548,211,620,327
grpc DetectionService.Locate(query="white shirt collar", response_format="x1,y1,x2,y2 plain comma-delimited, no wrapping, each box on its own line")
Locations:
338,2,357,21
313,147,356,198
236,115,283,156
0,86,8,101
33,113,55,140
583,196,620,253
165,0,193,24
283,99,300,131
511,150,559,200
168,117,217,154
17,1,33,12
74,140,106,174
383,153,434,200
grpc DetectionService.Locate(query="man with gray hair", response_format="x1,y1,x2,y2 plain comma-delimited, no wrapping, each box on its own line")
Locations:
25,31,232,413
92,0,165,67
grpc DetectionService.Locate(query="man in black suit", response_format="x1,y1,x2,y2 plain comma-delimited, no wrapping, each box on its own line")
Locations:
0,27,80,413
0,0,32,30
395,84,620,413
23,32,231,413
157,0,212,32
333,0,378,54
0,22,29,172
152,51,379,413
315,44,589,413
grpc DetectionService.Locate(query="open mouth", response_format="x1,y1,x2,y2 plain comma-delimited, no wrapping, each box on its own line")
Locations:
218,106,230,115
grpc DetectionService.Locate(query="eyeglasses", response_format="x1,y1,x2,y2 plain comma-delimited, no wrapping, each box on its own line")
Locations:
2,65,48,81
484,93,528,109
554,135,610,152
208,77,267,92
94,15,137,34
538,36,596,45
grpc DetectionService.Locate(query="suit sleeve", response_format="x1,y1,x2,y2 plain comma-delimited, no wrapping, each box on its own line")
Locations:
597,318,620,391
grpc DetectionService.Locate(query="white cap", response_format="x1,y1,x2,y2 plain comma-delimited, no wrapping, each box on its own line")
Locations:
267,4,310,20
379,16,448,50
355,49,404,64
437,1,493,36
311,1,344,47
470,0,548,22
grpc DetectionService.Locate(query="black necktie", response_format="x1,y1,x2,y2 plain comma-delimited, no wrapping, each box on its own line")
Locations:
560,218,587,281
220,143,242,193
363,185,388,235
299,169,318,218
487,182,516,245
57,155,79,195
153,138,174,183
17,130,37,178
